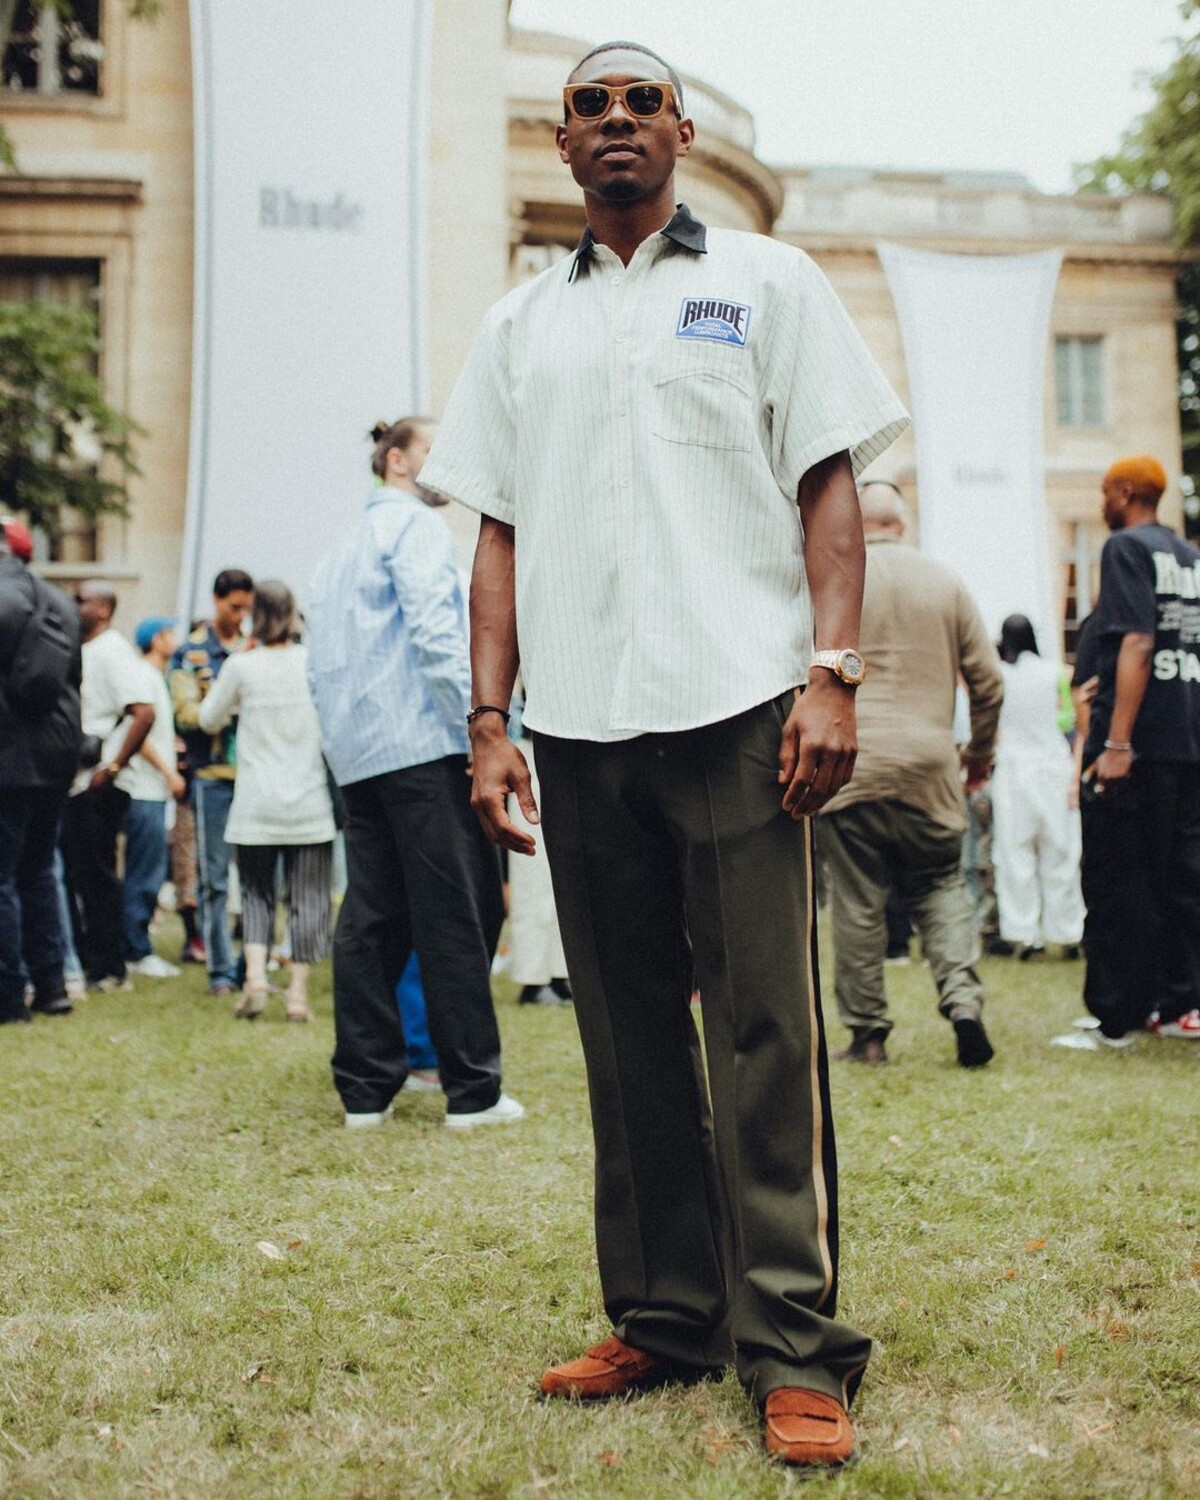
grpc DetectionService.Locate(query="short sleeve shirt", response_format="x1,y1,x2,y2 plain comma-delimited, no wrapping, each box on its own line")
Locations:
421,206,909,741
74,627,151,795
1083,522,1200,763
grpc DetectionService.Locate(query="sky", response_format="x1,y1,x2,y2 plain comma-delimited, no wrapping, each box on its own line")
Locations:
508,0,1184,194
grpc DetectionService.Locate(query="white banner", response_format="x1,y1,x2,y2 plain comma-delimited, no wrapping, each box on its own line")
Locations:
180,0,430,618
879,244,1062,656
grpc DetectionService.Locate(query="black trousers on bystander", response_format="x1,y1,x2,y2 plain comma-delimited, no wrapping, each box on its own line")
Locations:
61,780,130,985
330,755,505,1116
1081,759,1200,1036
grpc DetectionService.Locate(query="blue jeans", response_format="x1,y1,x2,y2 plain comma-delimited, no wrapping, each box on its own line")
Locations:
123,798,168,961
54,847,83,984
397,952,438,1070
0,785,69,1017
192,778,237,989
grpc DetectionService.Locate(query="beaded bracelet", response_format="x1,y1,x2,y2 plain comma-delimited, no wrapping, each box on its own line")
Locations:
1102,739,1133,752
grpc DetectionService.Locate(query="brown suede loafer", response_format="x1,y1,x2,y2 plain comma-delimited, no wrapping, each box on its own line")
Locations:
763,1388,855,1467
539,1335,666,1400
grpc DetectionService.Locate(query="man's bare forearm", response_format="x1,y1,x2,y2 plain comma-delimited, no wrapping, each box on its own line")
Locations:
470,517,520,708
1108,632,1153,744
798,451,865,652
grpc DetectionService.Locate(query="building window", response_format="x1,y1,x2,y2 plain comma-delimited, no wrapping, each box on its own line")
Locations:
0,257,103,562
1055,336,1105,428
2,1,103,97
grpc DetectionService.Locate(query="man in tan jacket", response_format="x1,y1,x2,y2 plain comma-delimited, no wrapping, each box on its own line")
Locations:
820,481,1004,1067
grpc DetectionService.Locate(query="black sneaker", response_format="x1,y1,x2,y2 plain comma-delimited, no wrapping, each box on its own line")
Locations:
953,1015,995,1068
519,984,570,1006
29,992,73,1016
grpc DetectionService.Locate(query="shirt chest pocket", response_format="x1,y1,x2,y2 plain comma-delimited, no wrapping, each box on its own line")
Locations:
651,364,754,452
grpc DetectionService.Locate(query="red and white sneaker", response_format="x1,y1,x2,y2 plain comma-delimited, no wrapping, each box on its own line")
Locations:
1145,1011,1162,1035
1158,1009,1200,1039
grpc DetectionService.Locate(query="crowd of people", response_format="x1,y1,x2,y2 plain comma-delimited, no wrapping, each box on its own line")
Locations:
3,34,1199,1472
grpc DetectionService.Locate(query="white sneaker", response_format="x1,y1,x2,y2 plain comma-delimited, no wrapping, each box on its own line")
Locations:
444,1092,526,1130
1158,1009,1200,1039
1071,1015,1101,1030
1050,1031,1135,1051
344,1104,394,1129
130,954,181,979
65,978,87,1003
401,1069,442,1094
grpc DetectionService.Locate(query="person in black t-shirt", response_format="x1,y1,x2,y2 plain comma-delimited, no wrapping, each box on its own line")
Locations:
1064,455,1200,1048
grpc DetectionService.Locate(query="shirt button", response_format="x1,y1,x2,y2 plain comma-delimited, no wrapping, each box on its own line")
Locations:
621,476,631,488
611,275,622,288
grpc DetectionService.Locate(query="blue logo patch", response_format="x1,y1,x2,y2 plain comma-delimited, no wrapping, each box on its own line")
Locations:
676,297,751,347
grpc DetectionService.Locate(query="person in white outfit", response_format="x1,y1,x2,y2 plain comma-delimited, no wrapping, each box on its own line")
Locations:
990,614,1084,957
198,581,335,1021
506,724,571,1006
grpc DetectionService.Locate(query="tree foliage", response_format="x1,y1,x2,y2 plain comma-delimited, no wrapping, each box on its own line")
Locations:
0,299,140,542
1075,0,1200,515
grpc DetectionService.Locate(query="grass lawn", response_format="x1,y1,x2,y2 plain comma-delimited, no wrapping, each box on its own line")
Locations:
1,920,1198,1498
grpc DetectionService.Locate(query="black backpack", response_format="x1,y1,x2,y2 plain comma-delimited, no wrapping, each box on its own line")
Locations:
8,574,78,707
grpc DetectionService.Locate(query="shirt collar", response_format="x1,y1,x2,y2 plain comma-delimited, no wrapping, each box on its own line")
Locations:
567,202,708,283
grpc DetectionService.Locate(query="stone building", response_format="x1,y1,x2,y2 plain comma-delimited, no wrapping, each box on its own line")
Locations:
1,2,1186,648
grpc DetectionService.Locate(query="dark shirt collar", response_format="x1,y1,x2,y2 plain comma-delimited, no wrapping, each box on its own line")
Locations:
568,202,707,283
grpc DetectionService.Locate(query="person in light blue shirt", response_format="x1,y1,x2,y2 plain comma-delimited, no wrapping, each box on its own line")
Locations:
306,418,522,1131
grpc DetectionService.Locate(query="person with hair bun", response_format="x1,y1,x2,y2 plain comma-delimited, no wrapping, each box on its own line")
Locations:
305,418,520,1129
198,580,334,1022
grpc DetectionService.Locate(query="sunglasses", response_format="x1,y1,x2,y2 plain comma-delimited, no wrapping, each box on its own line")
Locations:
562,80,681,122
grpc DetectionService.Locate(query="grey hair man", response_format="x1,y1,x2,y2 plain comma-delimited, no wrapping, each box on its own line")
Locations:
61,581,155,991
819,480,1004,1067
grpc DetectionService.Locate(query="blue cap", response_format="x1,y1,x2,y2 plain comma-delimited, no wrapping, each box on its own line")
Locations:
135,615,176,653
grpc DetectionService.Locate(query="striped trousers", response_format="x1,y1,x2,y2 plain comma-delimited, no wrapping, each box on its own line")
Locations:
534,695,872,1408
237,842,333,964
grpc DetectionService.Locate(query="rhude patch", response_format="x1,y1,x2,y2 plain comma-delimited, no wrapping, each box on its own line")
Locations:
676,296,751,347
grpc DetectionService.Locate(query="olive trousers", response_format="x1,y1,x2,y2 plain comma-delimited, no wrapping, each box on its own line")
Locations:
533,696,871,1407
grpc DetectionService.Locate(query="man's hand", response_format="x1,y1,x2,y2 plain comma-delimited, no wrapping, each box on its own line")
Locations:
167,770,187,801
778,677,858,819
1094,744,1135,789
961,753,992,794
469,720,540,855
88,763,116,793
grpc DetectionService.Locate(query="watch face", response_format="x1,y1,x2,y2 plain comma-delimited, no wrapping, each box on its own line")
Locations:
841,651,865,683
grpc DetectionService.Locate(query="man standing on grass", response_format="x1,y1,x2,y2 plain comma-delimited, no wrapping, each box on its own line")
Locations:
169,569,253,998
1053,455,1200,1052
123,617,185,980
819,481,1003,1068
63,582,155,993
0,522,82,1023
420,40,907,1468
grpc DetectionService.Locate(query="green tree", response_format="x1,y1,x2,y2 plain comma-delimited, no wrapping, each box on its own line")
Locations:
1075,0,1200,527
0,299,140,543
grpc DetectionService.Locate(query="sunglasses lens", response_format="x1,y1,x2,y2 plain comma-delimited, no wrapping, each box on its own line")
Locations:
571,86,611,118
626,85,666,116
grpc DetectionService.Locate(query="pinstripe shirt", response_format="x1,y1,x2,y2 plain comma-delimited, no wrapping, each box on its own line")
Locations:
305,487,471,785
421,205,909,742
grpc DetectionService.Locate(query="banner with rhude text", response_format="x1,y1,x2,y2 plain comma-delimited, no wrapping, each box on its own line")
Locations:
180,0,430,618
878,243,1062,655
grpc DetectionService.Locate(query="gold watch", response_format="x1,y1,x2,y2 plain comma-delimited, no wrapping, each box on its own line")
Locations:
809,649,867,686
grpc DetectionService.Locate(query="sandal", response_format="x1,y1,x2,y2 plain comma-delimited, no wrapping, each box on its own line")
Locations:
235,982,270,1020
284,996,312,1024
